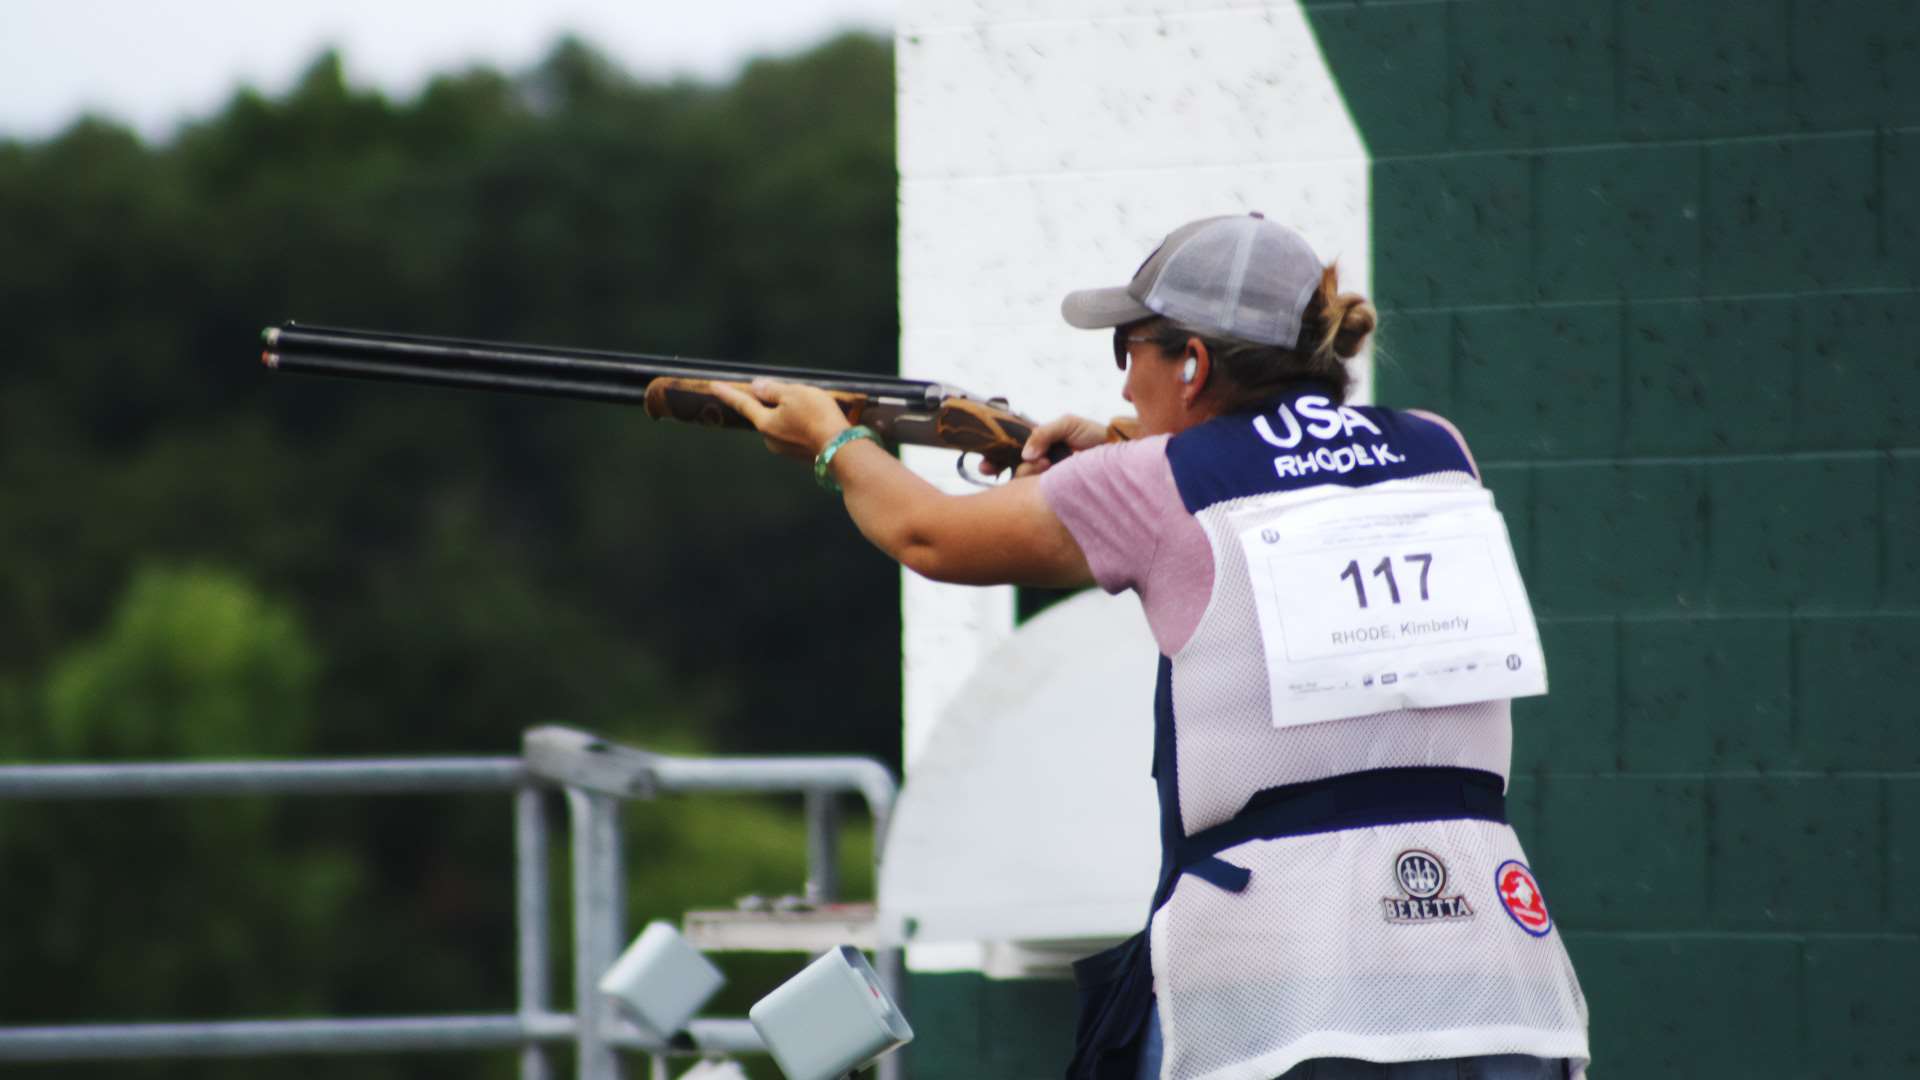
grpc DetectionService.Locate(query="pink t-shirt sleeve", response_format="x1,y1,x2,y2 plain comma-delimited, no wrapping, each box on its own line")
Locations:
1038,434,1216,655
1038,435,1178,594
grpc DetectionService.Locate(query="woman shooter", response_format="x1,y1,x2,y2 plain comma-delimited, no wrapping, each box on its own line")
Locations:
712,214,1589,1080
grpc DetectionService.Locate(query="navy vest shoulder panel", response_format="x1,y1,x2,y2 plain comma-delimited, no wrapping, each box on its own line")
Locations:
1165,387,1473,514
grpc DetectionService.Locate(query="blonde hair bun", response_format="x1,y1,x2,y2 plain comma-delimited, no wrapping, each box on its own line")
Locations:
1310,265,1376,361
1326,292,1377,359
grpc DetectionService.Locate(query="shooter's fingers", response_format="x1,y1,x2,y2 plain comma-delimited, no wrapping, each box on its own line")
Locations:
1021,414,1102,464
710,380,773,426
747,377,792,404
976,456,1045,479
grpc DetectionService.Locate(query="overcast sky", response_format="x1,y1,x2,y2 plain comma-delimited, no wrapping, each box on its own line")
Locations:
0,0,898,142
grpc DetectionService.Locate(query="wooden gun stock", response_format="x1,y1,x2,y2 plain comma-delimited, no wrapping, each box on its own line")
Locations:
933,398,1058,471
933,402,1138,471
643,377,869,429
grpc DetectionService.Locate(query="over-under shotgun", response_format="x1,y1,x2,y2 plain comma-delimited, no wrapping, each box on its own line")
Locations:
261,323,1130,474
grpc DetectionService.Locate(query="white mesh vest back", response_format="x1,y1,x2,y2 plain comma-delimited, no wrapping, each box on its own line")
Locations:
1172,471,1512,836
1143,391,1589,1080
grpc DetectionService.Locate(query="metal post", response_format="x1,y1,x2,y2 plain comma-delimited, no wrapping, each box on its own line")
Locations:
873,946,905,1080
568,789,626,1080
516,787,555,1080
803,790,840,905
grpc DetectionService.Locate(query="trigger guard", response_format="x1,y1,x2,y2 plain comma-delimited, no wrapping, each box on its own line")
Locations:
954,452,999,488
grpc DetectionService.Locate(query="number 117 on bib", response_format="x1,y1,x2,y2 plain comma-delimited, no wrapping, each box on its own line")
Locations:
1339,553,1433,608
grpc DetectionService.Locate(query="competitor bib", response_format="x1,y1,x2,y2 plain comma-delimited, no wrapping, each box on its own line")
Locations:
1232,485,1547,727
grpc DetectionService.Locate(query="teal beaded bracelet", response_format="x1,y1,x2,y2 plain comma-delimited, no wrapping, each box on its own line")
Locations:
814,425,883,493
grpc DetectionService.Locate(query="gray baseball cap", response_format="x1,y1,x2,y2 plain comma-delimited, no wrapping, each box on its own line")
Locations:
1060,212,1326,347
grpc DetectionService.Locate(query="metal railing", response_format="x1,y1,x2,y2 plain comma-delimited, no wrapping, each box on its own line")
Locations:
0,725,899,1080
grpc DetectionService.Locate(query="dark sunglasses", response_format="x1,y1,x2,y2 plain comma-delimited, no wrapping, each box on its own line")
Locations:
1112,328,1156,371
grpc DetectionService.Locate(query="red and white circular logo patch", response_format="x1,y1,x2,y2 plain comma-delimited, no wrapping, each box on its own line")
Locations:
1493,860,1552,937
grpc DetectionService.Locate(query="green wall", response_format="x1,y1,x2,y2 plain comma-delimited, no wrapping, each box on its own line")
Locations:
906,972,1080,1078
905,3,1918,1076
1316,0,1919,1074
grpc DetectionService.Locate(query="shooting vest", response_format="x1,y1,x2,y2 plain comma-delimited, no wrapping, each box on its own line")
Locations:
1068,386,1589,1080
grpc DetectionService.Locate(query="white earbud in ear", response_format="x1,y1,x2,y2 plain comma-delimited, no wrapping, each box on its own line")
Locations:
1181,356,1198,384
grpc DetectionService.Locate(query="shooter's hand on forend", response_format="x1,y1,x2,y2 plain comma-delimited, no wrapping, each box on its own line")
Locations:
709,379,853,461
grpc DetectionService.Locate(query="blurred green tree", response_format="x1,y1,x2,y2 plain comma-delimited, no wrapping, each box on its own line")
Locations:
0,31,899,1078
0,568,359,1030
0,34,900,761
38,564,318,758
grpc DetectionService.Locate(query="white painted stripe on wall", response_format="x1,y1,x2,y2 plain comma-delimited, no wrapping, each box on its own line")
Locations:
895,0,1372,967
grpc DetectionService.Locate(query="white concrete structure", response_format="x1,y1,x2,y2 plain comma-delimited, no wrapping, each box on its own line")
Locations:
878,590,1160,971
887,0,1372,974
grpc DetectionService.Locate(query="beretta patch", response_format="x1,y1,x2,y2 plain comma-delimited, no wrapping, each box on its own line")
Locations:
1382,849,1474,924
1494,860,1552,937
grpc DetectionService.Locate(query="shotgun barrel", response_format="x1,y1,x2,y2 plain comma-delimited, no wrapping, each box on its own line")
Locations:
261,323,945,405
